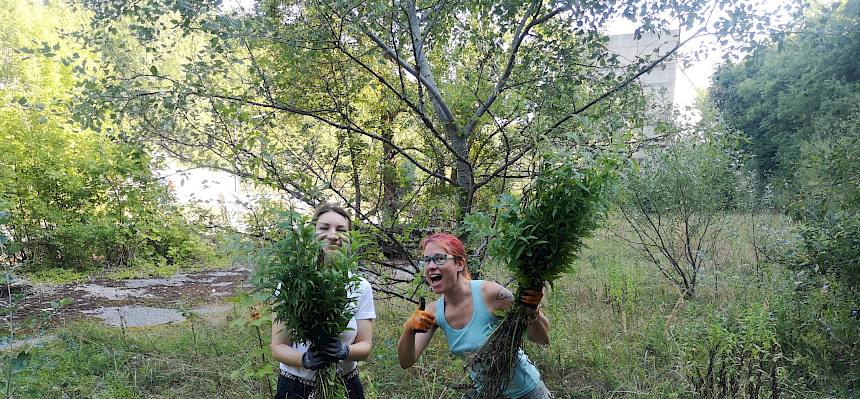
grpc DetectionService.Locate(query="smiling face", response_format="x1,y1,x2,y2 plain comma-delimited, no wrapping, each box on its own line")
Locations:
314,210,350,253
423,242,462,294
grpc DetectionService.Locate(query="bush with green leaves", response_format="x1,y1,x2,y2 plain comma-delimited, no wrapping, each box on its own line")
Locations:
788,133,860,291
618,123,742,298
0,0,211,276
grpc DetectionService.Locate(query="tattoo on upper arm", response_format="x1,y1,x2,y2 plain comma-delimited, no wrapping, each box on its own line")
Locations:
495,287,514,302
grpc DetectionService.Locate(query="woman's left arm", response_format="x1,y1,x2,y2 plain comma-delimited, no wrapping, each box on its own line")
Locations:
526,308,550,345
346,279,376,361
346,319,373,361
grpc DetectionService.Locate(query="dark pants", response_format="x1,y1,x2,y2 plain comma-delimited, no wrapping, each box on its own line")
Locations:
274,371,365,399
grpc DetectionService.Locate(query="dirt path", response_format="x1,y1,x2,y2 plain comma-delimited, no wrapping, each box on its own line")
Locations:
5,265,253,331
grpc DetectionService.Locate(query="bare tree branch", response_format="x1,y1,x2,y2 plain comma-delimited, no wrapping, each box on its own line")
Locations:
463,2,569,136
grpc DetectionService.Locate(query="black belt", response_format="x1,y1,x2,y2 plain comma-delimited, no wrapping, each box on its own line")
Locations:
279,367,360,387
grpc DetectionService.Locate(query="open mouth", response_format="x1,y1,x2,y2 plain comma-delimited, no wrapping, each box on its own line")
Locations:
428,273,443,284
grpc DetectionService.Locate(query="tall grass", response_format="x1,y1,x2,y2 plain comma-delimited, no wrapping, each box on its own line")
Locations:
6,215,849,398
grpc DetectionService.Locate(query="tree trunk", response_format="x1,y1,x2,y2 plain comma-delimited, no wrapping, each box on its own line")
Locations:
405,0,473,220
348,139,362,215
449,130,474,220
381,112,400,223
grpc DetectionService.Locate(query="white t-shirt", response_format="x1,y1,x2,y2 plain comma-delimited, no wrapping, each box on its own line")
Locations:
278,276,376,380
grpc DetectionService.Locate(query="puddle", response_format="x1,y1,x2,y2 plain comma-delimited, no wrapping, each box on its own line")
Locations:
83,303,236,327
123,276,191,289
209,271,244,277
0,335,55,352
76,284,151,300
84,306,185,327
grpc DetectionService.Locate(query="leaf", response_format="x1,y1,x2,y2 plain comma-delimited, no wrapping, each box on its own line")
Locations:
150,65,158,75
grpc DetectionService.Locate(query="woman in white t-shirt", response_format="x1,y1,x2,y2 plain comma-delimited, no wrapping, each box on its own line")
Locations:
270,204,376,399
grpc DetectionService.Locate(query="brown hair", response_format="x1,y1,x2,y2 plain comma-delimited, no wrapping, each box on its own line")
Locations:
312,203,353,230
420,232,471,280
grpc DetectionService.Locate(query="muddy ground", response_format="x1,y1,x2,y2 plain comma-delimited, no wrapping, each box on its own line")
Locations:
4,265,253,331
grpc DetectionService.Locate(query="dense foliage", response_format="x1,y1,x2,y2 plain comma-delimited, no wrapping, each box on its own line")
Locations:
618,118,743,297
711,0,860,192
0,0,209,275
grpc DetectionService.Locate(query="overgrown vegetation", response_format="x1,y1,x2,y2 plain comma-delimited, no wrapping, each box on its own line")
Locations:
711,0,860,391
2,0,857,397
0,0,215,280
618,116,742,298
5,217,855,398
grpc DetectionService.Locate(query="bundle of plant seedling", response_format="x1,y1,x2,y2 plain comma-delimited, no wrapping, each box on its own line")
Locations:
254,211,362,399
468,159,616,398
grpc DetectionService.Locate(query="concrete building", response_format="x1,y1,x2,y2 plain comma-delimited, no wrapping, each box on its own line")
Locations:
607,30,680,110
606,30,680,157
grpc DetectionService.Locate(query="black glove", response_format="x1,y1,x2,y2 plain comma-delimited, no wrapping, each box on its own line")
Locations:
301,348,329,370
317,336,350,361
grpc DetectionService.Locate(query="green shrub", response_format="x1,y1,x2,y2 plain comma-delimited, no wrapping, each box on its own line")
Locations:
618,123,742,297
680,303,788,399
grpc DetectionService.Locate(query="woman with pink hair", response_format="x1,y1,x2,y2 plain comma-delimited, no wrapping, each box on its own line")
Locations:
397,232,553,399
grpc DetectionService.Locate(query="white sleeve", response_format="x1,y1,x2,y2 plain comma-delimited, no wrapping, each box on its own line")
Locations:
353,278,376,320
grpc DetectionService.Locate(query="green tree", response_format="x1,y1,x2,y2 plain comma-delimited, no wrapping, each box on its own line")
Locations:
711,0,860,188
65,0,800,297
0,0,208,273
70,0,795,221
618,117,743,298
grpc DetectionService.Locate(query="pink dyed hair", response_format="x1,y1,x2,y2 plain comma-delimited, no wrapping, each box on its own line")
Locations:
419,232,471,280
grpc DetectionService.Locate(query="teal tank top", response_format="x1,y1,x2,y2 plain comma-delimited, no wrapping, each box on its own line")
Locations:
435,280,540,398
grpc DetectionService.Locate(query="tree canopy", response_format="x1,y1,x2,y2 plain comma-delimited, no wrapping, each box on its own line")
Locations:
1,0,208,273
711,0,860,186
69,0,796,226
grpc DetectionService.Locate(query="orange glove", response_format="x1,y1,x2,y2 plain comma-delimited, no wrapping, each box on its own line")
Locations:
519,287,544,308
404,297,435,334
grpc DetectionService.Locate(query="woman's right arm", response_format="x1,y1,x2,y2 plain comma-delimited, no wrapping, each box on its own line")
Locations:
396,301,437,368
271,320,304,367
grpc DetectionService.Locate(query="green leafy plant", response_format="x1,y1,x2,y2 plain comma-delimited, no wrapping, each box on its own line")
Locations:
253,211,362,399
468,157,616,398
618,123,741,298
683,304,787,399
